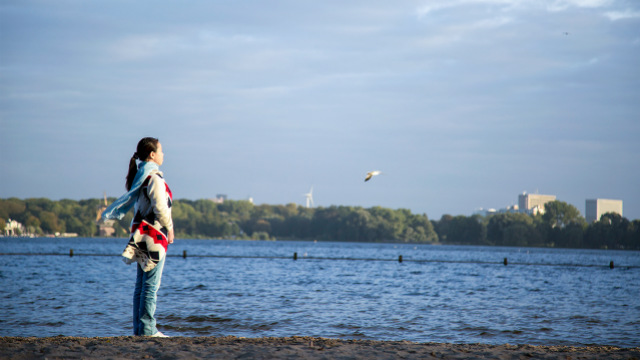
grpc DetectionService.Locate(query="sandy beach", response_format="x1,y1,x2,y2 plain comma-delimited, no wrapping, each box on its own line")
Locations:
1,336,638,360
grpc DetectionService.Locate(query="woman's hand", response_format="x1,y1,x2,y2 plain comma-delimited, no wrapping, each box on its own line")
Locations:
168,228,174,244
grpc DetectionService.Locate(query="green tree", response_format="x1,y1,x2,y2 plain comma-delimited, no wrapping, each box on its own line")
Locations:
626,220,640,250
441,215,486,245
434,214,454,242
585,213,631,249
25,214,42,234
487,213,543,247
39,211,61,234
543,201,585,229
403,212,438,243
0,198,26,220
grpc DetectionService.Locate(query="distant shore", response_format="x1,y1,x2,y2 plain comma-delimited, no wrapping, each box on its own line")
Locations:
3,197,638,250
2,336,638,360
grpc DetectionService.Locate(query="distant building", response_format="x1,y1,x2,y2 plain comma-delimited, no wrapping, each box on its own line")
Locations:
211,194,228,204
518,192,556,215
473,204,520,217
4,219,24,236
473,208,497,217
96,193,115,237
97,222,116,237
585,199,623,223
499,204,520,214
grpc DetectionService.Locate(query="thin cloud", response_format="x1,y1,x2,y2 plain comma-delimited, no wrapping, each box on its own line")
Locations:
604,9,640,21
467,16,514,29
416,0,614,16
108,34,182,61
416,0,516,18
107,30,265,62
562,0,611,7
415,16,513,48
547,0,612,12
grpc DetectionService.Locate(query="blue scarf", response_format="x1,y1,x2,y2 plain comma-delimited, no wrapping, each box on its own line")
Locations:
101,161,159,220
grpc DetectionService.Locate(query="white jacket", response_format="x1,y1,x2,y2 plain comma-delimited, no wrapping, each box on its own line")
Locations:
133,169,173,232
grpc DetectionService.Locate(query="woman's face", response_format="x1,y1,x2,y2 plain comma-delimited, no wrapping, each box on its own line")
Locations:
149,142,164,166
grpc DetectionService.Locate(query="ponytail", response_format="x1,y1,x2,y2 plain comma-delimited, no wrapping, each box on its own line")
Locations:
125,137,159,191
125,154,138,191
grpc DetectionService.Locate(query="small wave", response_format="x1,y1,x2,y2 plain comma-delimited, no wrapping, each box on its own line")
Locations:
43,321,66,327
164,314,233,323
163,313,282,335
569,315,602,324
333,323,362,330
337,273,356,277
335,331,369,340
161,324,215,335
478,331,495,338
457,326,496,338
500,329,523,335
187,315,233,323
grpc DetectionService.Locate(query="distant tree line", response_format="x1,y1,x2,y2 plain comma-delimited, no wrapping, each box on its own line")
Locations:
1,198,638,249
0,198,437,243
1,198,105,237
172,200,438,243
433,201,639,250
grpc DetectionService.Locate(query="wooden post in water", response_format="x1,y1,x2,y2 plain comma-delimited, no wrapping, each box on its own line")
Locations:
398,255,403,263
503,257,508,266
70,249,74,257
183,250,187,259
610,261,614,269
293,252,298,261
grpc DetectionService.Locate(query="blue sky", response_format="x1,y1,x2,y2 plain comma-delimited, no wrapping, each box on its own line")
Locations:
1,0,639,221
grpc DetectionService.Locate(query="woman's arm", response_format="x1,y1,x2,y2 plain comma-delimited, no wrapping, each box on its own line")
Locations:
147,174,174,241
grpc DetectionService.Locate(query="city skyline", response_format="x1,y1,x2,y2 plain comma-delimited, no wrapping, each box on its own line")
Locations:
475,192,626,220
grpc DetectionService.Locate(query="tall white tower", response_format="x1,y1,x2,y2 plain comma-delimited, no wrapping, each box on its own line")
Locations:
304,187,314,208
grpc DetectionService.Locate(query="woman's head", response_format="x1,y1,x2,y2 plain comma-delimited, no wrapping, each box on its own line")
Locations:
126,137,163,190
133,137,160,163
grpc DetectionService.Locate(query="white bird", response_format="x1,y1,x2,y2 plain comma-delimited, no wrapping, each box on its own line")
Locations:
364,170,381,182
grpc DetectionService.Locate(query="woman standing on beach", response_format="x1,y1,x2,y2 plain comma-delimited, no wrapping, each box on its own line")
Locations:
102,137,174,337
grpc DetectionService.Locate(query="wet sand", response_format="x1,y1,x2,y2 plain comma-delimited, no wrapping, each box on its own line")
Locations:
1,336,638,359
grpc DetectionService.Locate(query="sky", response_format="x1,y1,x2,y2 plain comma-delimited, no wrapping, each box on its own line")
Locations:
1,0,639,221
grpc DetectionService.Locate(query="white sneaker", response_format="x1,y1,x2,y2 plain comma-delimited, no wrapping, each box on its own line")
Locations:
150,331,169,337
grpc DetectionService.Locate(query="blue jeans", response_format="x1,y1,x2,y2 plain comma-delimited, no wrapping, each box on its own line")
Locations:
133,256,165,336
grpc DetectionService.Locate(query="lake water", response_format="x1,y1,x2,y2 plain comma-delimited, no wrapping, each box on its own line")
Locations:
1,237,639,347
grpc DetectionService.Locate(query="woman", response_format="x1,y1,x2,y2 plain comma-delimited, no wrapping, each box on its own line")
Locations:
102,137,174,337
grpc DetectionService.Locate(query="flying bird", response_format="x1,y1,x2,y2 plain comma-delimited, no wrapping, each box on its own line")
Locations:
364,170,381,182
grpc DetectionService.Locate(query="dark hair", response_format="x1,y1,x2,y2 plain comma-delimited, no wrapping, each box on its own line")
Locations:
125,137,159,191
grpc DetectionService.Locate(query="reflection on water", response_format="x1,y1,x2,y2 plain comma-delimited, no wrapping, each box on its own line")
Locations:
1,238,639,347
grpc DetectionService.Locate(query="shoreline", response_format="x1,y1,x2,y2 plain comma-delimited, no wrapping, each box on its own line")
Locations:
2,336,638,360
